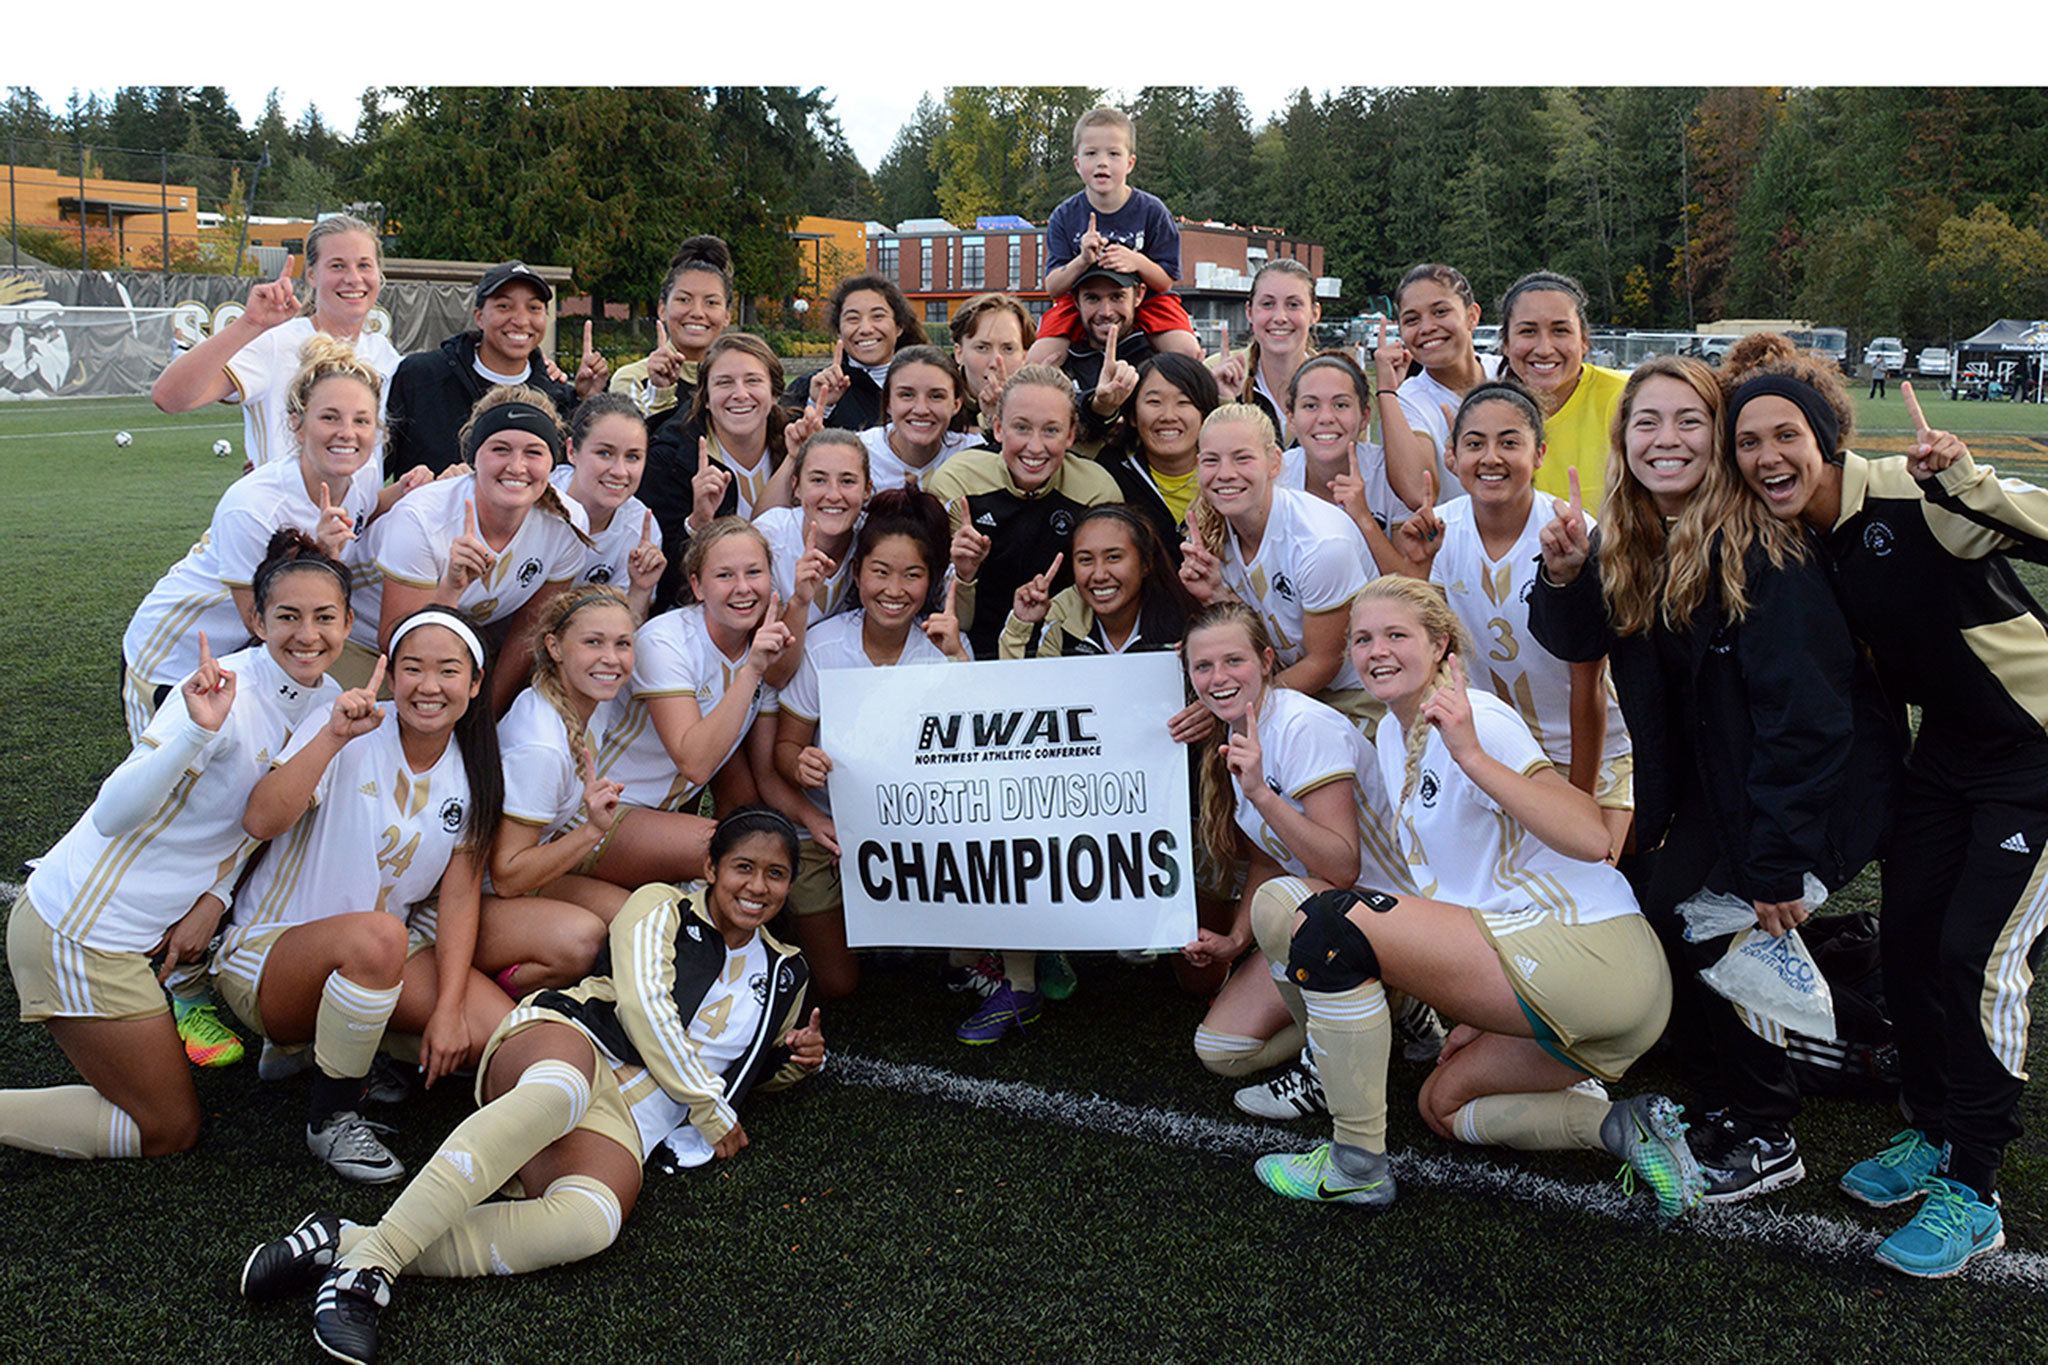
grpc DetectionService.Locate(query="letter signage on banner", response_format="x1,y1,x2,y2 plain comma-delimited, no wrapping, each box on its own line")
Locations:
820,653,1197,950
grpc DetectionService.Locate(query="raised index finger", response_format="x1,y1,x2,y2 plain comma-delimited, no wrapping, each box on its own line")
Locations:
1105,323,1119,364
655,319,670,352
1566,466,1583,517
641,509,654,543
1043,551,1064,584
367,653,388,696
583,320,595,355
944,576,958,613
463,499,476,537
197,630,215,666
1902,381,1932,437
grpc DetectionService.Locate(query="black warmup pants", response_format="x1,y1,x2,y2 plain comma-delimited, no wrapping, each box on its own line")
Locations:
1880,760,2048,1200
1624,792,1803,1128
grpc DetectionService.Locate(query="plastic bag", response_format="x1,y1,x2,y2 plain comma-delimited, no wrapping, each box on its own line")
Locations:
1679,875,1838,1042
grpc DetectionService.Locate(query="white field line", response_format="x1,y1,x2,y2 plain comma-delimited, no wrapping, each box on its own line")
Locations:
0,421,238,441
0,870,2037,1293
831,1052,2048,1292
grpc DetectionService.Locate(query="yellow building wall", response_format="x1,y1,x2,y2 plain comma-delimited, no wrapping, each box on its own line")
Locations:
793,215,869,301
2,163,202,266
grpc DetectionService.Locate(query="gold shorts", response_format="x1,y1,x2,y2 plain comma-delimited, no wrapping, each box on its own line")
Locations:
9,893,168,1023
120,666,170,746
785,838,843,918
1317,687,1387,731
213,913,436,1040
1472,908,1670,1082
478,1004,644,1167
576,807,637,876
329,640,387,693
1595,752,1635,813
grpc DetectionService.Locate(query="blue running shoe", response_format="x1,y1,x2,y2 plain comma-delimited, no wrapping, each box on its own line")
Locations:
956,984,1044,1044
1840,1129,1943,1209
1873,1177,2003,1279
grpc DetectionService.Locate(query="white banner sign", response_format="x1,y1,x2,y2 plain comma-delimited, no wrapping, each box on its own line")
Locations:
820,652,1197,950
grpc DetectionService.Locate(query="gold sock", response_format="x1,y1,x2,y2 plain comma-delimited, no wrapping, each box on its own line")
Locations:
999,952,1037,993
339,1059,593,1275
1305,981,1391,1154
0,1085,141,1158
1249,877,1312,1030
1192,1022,1306,1077
313,971,402,1081
406,1175,622,1277
1449,1090,1611,1153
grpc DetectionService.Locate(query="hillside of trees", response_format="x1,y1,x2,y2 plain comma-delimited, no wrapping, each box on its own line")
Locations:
8,85,2047,339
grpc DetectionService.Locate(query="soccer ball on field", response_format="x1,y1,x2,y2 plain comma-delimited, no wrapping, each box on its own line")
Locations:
114,431,133,447
213,439,233,458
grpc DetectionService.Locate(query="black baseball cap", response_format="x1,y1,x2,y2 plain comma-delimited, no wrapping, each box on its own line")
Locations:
475,261,553,307
1074,264,1141,290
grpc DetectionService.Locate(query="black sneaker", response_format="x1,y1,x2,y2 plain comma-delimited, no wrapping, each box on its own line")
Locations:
240,1211,345,1301
313,1265,392,1365
1691,1111,1805,1203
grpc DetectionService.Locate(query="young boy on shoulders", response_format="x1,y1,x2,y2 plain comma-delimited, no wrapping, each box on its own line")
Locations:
1026,106,1203,370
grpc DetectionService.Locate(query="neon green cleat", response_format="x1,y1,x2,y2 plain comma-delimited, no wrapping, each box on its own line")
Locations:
1609,1094,1706,1219
172,998,245,1068
1254,1142,1396,1208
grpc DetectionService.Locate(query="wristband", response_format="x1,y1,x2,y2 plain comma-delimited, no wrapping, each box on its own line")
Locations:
1376,389,1400,398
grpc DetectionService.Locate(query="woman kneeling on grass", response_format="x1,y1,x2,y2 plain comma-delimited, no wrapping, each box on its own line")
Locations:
1251,576,1702,1218
237,808,823,1365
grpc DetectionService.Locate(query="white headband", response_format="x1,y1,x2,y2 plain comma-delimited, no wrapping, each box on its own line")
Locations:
387,609,486,668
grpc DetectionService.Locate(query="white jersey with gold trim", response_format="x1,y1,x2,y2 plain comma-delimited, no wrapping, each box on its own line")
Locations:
1232,687,1407,891
499,686,627,842
1277,441,1404,533
779,609,953,817
594,605,778,811
1219,487,1370,691
25,646,339,952
122,458,378,687
1374,689,1635,932
858,425,982,494
757,507,859,625
705,435,774,520
349,474,585,647
1428,496,1629,768
233,709,470,934
549,465,662,591
220,318,402,470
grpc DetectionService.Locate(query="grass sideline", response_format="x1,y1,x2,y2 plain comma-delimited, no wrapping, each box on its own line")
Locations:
1,395,2047,1360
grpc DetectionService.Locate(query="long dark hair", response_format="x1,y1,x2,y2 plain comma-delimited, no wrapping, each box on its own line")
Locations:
853,486,951,614
383,606,503,861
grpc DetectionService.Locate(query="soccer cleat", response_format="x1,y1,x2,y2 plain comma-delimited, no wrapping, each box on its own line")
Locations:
241,1211,347,1301
172,999,245,1068
1254,1142,1396,1208
1233,1045,1327,1121
1840,1128,1944,1209
307,1112,405,1184
1392,993,1448,1062
363,1055,412,1107
941,953,1003,1000
1607,1095,1706,1220
955,984,1044,1044
1873,1177,2004,1278
1038,951,1078,1002
259,1039,315,1082
1691,1111,1804,1204
313,1265,392,1365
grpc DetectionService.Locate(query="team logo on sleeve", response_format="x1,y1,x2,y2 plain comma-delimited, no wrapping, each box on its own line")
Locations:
1419,770,1441,808
584,564,614,584
776,962,797,993
1862,521,1895,557
439,797,466,832
750,971,770,1005
517,556,545,588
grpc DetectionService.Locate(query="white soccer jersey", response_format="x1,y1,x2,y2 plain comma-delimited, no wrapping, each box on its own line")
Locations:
1429,497,1629,768
779,610,953,817
594,605,779,811
1231,688,1372,885
234,709,471,934
757,506,859,625
624,932,770,1165
1277,441,1404,532
221,318,402,470
858,425,982,494
349,474,585,647
706,435,775,520
1219,486,1370,691
1396,353,1502,503
550,465,662,592
1374,690,1636,932
499,687,628,843
122,458,379,687
25,646,339,952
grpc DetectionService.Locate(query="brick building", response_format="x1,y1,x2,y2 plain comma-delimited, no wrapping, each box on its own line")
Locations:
865,214,1341,340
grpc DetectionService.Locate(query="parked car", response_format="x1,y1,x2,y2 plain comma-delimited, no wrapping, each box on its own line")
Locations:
1917,347,1952,377
1864,336,1906,371
1472,324,1502,355
1698,335,1741,365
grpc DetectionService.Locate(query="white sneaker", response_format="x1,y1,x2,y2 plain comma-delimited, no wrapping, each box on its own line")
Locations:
1234,1046,1328,1120
259,1040,314,1082
307,1112,405,1184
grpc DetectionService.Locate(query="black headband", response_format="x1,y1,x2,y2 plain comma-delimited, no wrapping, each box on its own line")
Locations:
464,403,563,463
255,551,351,607
1726,373,1842,465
